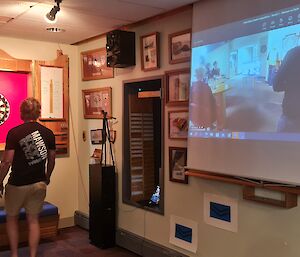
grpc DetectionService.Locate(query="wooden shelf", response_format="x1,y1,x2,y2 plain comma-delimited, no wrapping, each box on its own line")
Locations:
186,170,300,208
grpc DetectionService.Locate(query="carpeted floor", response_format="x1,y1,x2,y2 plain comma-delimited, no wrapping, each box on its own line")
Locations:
0,226,140,257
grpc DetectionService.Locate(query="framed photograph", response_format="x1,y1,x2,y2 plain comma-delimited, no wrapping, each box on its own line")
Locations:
168,110,189,139
166,68,190,105
90,129,104,144
82,87,112,119
81,48,113,81
140,32,160,71
169,29,191,64
40,66,64,120
169,147,188,184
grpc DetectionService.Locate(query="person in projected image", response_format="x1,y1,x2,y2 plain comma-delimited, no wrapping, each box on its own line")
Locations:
211,61,220,78
273,46,300,132
205,63,212,82
190,66,217,129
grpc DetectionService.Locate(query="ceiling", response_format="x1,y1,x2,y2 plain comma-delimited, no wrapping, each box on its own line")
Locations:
0,0,198,45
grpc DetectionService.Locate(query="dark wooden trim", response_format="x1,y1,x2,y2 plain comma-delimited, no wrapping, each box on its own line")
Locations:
123,74,164,84
186,170,300,195
243,186,297,208
187,170,299,208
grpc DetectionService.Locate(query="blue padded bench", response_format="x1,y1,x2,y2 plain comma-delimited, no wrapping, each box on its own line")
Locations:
0,202,59,247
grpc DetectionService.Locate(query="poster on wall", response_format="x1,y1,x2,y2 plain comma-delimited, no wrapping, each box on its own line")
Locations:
169,215,198,253
0,71,28,147
204,193,238,232
40,66,64,120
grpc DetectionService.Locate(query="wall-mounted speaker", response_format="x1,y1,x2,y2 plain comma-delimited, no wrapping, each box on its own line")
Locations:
106,30,135,68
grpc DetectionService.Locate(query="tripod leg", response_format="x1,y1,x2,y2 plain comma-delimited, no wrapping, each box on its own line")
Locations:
106,123,115,166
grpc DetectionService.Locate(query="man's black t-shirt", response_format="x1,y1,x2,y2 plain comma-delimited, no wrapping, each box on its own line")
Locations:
5,122,56,186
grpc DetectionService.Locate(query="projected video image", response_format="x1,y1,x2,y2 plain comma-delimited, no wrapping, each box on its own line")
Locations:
190,23,300,140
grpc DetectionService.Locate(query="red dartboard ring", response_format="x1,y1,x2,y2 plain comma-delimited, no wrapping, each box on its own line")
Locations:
0,94,10,126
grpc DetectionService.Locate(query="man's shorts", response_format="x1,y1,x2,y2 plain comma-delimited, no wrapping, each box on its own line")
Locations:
4,182,47,216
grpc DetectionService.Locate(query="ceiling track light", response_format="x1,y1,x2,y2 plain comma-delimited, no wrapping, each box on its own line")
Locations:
45,0,63,24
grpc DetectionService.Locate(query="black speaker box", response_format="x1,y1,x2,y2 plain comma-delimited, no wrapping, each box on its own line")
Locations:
106,30,135,68
89,164,116,248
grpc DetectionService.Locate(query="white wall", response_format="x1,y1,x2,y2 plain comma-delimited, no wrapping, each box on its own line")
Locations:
0,37,79,226
77,6,300,257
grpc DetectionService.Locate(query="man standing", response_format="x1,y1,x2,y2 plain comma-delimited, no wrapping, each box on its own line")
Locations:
0,97,56,257
273,46,300,132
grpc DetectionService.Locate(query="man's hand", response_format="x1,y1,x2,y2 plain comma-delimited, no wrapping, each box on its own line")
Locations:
0,183,3,198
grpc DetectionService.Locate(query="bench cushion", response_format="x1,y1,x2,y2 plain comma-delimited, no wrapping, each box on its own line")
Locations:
0,202,58,223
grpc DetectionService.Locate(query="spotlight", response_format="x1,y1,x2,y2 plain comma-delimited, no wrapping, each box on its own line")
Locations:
45,0,62,24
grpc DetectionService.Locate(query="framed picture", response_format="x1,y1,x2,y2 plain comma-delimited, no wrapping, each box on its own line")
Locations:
81,48,113,81
140,32,160,71
90,129,104,144
166,68,190,105
40,66,64,120
169,147,188,184
169,29,191,64
82,87,112,119
168,110,189,139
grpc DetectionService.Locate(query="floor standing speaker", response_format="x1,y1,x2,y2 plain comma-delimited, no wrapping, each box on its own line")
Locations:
89,164,116,248
106,29,135,68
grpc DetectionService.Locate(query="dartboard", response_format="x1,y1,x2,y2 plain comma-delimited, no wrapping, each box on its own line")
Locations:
0,94,10,126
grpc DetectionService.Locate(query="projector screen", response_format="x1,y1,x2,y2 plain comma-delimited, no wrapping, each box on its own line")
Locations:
188,1,300,185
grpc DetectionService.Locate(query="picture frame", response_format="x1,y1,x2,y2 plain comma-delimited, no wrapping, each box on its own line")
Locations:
81,48,113,81
169,29,191,64
166,68,190,105
40,65,64,120
169,147,188,184
140,32,160,71
90,129,104,144
168,110,189,139
82,87,112,119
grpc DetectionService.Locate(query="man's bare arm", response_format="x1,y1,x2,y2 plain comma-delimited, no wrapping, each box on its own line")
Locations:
45,150,56,185
0,150,14,197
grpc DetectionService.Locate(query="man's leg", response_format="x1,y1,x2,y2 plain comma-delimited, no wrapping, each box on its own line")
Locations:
26,214,40,257
6,215,19,257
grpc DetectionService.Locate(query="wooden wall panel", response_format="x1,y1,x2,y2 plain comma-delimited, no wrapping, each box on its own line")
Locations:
34,50,69,156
